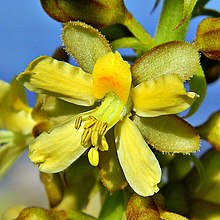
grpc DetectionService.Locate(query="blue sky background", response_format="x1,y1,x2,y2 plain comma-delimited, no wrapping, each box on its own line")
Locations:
0,0,219,216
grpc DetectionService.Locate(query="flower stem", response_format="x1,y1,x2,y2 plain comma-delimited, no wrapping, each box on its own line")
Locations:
154,0,190,44
122,12,154,47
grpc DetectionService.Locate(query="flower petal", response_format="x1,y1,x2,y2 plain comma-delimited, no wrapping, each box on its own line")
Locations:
28,117,87,173
115,117,161,196
93,52,131,104
132,74,198,117
0,80,35,133
17,56,96,106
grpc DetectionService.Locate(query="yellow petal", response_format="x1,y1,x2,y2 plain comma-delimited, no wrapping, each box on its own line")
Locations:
28,117,86,173
132,74,198,117
0,80,35,133
115,117,161,196
93,52,131,104
17,56,96,106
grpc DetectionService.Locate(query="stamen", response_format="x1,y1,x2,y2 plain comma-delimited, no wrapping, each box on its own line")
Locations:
91,130,99,146
88,147,99,166
84,116,97,129
99,136,109,151
75,116,82,129
81,128,92,147
99,122,108,135
93,121,102,131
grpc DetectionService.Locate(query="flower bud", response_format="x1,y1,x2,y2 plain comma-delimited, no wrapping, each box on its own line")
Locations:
40,0,128,29
16,207,66,220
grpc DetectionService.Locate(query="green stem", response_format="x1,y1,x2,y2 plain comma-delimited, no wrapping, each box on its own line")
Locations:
111,37,149,51
154,0,190,44
122,12,154,47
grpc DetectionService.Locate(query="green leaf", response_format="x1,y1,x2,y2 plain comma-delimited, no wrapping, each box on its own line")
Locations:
62,21,111,73
99,190,125,220
194,18,220,60
185,65,207,117
133,115,200,153
131,41,200,85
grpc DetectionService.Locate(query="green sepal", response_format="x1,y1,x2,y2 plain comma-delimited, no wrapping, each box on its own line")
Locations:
131,41,199,85
133,114,200,153
185,65,207,117
99,190,126,220
62,21,111,73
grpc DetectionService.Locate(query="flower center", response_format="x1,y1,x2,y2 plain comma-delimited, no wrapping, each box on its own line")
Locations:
74,92,131,166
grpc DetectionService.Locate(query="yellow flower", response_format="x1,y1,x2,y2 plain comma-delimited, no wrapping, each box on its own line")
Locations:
17,51,198,196
0,79,35,179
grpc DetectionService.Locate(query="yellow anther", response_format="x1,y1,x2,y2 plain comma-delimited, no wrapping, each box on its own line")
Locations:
99,136,109,151
88,147,99,166
99,122,108,135
75,116,82,129
93,121,102,131
81,128,92,147
91,130,99,146
84,116,97,129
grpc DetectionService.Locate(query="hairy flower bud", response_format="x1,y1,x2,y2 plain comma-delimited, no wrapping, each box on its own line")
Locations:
40,0,128,29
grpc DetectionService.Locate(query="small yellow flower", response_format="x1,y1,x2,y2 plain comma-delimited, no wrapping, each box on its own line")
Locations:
0,80,35,179
17,51,198,196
